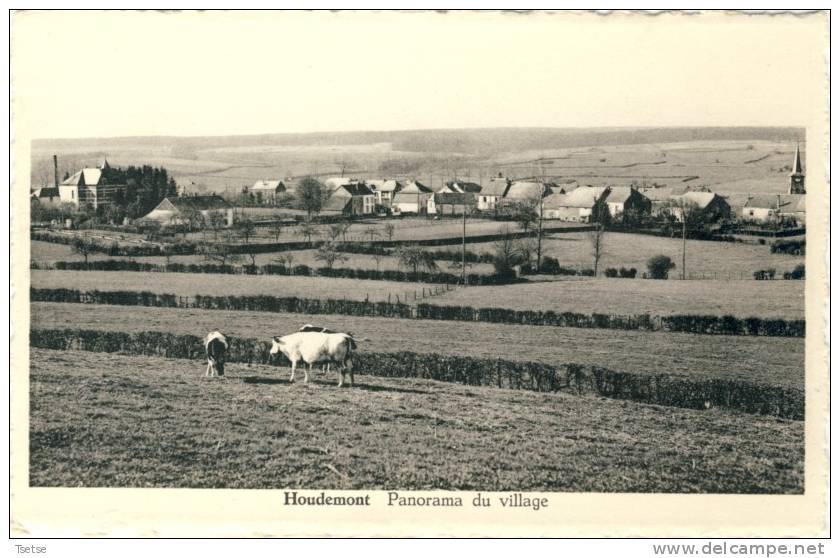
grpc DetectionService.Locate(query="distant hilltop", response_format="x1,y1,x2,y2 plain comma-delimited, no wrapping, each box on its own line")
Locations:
33,126,804,155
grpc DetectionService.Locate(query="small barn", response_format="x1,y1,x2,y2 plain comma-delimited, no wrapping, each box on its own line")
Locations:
392,181,433,215
143,195,234,227
31,187,62,208
541,186,610,222
670,191,731,223
604,187,651,221
427,192,477,215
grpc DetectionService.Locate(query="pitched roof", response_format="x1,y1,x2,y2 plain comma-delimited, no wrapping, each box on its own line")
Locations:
433,192,476,206
745,194,804,211
445,181,482,193
675,191,721,210
366,179,402,192
506,181,546,200
168,195,231,211
322,194,352,212
546,186,609,208
338,183,375,196
61,168,103,187
400,180,432,194
32,187,60,199
324,177,358,189
605,186,638,204
479,178,511,197
251,180,285,191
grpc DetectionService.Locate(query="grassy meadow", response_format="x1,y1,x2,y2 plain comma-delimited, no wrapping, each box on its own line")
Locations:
30,268,805,319
31,302,804,389
30,348,804,492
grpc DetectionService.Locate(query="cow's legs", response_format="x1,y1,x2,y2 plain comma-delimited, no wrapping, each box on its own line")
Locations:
206,360,212,377
289,360,297,383
304,363,311,384
337,366,344,388
346,358,354,386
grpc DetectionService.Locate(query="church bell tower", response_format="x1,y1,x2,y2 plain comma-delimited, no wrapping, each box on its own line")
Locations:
789,143,805,194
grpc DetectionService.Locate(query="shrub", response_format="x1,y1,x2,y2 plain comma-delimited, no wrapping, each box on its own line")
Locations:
753,268,776,280
619,267,637,278
647,255,675,279
604,268,618,278
786,264,805,280
771,239,805,255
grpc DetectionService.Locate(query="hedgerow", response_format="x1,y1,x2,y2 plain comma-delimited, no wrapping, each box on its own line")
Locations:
31,287,805,338
29,328,804,420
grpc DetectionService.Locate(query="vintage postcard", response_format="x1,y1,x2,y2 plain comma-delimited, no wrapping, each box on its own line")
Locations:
9,9,830,538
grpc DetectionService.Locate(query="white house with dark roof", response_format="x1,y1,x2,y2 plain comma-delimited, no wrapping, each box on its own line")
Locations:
604,186,651,221
366,179,403,207
322,183,376,216
58,161,126,209
392,180,433,214
249,180,286,204
742,194,805,224
541,186,610,222
477,177,511,211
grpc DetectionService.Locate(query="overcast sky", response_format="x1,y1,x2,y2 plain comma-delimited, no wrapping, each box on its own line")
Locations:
12,10,828,139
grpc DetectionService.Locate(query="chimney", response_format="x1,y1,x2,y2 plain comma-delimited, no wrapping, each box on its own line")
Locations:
53,155,59,188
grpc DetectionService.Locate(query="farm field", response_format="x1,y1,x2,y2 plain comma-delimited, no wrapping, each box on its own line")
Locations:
31,303,805,388
30,241,495,275
30,269,804,319
468,232,805,280
29,348,804,492
31,270,433,303
435,278,804,319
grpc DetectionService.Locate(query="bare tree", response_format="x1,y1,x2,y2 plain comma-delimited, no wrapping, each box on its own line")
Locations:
588,224,607,277
384,222,396,242
235,217,256,244
297,221,319,247
276,252,296,274
668,198,703,280
371,251,384,272
269,220,285,242
199,243,241,268
363,225,380,242
314,241,349,270
207,211,226,240
70,235,96,268
394,245,438,275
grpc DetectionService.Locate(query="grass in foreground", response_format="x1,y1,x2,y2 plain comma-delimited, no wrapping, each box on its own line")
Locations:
30,349,803,493
31,302,805,389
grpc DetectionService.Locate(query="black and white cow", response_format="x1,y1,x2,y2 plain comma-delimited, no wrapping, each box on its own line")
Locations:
204,331,229,377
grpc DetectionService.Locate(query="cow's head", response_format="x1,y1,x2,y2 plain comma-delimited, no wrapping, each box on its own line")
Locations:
269,336,286,360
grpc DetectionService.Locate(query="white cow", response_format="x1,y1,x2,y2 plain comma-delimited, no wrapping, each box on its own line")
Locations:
204,331,229,377
269,331,357,387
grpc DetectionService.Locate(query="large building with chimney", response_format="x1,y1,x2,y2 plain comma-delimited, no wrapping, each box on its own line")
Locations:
58,160,126,210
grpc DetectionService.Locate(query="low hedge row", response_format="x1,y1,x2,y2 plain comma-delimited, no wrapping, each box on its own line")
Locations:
771,238,806,256
33,259,516,286
31,231,197,257
30,328,805,420
31,287,805,338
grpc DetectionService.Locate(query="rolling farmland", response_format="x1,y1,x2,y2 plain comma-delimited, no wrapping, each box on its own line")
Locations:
31,303,804,389
29,349,804,492
30,269,805,319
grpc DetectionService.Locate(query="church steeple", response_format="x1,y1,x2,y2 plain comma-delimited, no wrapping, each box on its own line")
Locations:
789,143,805,194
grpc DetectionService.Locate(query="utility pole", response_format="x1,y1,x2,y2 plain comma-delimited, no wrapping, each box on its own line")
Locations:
681,202,687,280
461,202,467,285
536,193,544,270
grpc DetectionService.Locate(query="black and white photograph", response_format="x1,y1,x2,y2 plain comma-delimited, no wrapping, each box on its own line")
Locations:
10,9,830,538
